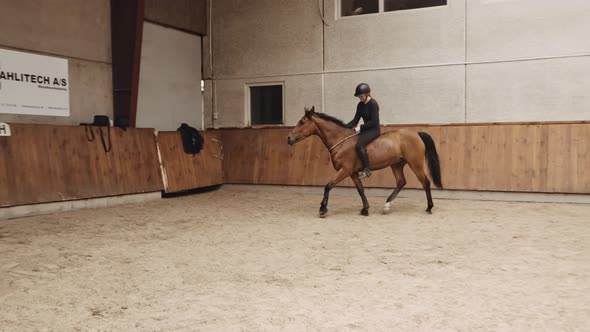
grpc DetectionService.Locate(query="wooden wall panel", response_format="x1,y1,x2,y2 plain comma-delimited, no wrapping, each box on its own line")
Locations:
221,123,590,194
1,122,586,209
437,123,590,193
222,128,336,186
222,126,441,189
0,124,163,207
157,131,223,192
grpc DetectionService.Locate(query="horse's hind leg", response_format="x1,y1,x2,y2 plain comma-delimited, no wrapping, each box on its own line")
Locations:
319,168,350,218
384,161,407,213
351,175,370,216
408,162,434,213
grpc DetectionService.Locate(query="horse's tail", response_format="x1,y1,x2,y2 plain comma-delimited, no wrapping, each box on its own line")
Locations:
418,132,443,189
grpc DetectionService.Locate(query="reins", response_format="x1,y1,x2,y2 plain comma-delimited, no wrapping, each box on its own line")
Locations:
329,132,359,151
309,115,359,151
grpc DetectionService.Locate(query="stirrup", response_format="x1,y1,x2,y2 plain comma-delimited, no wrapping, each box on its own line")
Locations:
358,169,371,179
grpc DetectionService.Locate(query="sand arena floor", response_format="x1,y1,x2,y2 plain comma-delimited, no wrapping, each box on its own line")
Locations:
1,186,589,331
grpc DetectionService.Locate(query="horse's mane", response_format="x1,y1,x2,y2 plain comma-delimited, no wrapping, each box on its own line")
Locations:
314,112,349,128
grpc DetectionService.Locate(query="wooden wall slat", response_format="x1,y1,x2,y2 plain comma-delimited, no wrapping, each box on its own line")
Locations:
157,131,223,192
221,123,590,194
0,124,163,207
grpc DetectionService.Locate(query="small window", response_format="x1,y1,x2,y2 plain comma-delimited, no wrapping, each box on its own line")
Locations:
384,0,446,12
341,0,379,16
249,84,284,126
340,0,446,17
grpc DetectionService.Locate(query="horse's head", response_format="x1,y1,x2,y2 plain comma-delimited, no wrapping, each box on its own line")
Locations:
287,106,318,145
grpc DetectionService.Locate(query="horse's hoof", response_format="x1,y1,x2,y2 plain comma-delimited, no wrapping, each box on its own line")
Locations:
383,202,391,213
425,209,432,214
361,209,369,216
319,207,328,218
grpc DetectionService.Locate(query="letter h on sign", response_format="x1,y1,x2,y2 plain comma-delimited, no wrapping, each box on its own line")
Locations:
0,122,11,136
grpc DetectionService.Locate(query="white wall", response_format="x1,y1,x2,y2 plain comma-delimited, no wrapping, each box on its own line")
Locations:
136,22,203,131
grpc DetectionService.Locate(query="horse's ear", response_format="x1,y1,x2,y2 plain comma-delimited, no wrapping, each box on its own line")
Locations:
310,106,315,113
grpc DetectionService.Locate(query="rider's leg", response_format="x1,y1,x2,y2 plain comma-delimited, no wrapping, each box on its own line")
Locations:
356,142,371,179
356,128,380,179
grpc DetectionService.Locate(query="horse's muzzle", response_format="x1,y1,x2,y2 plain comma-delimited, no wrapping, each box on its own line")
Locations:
287,136,296,145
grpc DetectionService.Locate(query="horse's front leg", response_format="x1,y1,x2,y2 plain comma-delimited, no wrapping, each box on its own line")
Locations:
351,174,370,216
319,168,350,218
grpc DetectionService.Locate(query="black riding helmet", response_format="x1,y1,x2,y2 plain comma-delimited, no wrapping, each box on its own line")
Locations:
354,83,371,97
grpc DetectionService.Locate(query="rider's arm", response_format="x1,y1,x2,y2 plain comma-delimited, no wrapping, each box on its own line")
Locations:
346,104,362,128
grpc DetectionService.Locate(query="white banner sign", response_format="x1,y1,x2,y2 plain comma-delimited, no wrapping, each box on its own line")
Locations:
0,48,70,116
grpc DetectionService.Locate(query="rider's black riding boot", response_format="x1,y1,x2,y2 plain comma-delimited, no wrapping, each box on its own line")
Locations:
358,146,371,179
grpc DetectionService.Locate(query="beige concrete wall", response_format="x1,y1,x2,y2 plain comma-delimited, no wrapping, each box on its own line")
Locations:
209,0,323,78
145,0,207,35
324,0,465,71
467,0,590,61
0,0,111,63
0,0,112,126
203,80,214,128
206,0,590,128
212,75,323,128
202,0,213,80
136,22,203,131
465,0,590,123
467,57,590,123
324,66,465,125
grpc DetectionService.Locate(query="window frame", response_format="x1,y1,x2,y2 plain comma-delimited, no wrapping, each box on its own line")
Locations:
245,82,286,128
337,0,448,19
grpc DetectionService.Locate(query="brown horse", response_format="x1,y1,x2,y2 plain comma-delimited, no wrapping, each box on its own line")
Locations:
287,106,442,217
